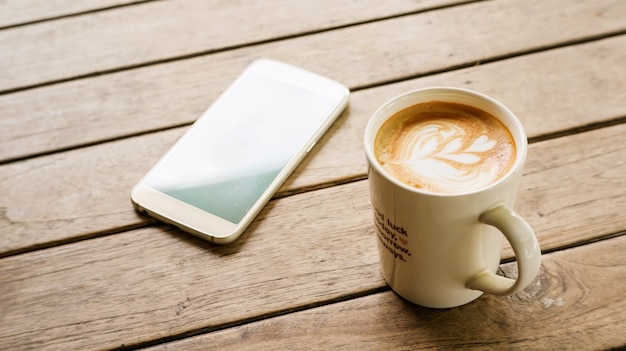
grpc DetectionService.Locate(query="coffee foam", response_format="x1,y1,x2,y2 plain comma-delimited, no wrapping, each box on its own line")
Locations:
375,101,515,193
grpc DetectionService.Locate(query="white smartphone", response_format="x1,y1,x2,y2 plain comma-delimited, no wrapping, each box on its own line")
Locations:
131,59,349,244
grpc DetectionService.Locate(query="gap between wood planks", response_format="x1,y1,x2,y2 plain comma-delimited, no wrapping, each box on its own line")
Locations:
499,230,626,264
1,111,624,169
0,1,163,30
350,29,626,92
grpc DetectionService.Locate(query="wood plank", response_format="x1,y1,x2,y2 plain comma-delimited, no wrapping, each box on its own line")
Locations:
0,124,624,349
0,0,142,28
1,38,626,254
2,15,626,164
0,0,467,92
146,235,626,351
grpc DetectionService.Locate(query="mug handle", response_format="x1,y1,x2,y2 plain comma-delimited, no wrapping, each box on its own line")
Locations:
466,203,541,296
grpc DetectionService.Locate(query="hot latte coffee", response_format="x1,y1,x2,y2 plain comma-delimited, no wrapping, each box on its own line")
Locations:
374,101,515,194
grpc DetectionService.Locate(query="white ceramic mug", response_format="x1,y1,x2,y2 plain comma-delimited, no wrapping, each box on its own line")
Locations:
364,87,541,308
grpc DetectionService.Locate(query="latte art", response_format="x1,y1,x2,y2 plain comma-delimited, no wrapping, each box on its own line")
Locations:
375,101,515,193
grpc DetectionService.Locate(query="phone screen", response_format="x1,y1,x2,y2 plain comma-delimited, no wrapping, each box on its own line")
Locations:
142,69,340,224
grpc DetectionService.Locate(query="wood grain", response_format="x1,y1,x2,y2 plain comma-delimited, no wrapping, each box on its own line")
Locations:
0,0,142,28
0,0,467,92
1,37,625,254
2,18,626,163
2,1,624,350
0,124,624,349
146,235,626,351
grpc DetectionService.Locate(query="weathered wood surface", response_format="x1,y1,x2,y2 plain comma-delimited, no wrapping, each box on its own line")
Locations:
0,0,467,92
146,235,626,351
0,0,144,28
2,37,625,255
2,1,626,162
1,125,624,350
1,0,625,350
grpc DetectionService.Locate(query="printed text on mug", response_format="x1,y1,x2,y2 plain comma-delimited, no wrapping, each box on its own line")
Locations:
373,206,412,262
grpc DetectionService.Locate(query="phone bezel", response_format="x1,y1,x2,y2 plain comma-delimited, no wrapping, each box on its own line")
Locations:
131,59,349,244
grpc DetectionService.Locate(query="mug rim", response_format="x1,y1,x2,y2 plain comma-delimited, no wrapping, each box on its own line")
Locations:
364,86,528,197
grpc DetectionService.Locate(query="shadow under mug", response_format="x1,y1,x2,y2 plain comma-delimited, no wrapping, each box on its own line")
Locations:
364,87,541,308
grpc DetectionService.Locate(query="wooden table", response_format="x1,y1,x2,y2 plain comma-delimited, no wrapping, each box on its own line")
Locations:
1,0,625,350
